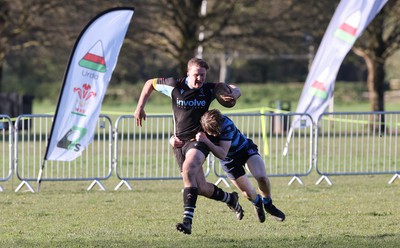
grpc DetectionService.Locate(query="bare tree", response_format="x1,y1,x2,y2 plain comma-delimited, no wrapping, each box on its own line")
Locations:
0,0,7,85
0,1,62,91
128,0,336,77
129,0,239,75
353,0,400,113
0,0,133,94
3,0,400,111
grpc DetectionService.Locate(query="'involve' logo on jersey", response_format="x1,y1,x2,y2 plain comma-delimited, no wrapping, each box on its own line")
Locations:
176,98,206,107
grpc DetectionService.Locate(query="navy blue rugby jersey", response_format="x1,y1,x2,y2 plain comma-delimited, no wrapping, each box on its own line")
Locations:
152,77,217,141
209,116,248,157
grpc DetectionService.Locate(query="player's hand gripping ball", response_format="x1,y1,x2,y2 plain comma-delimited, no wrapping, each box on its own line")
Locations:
214,83,236,108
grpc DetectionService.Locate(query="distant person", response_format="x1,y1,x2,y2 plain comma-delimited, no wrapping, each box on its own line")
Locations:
196,109,285,223
134,58,243,235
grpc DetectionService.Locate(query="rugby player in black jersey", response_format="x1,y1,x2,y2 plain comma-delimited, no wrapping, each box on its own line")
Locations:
134,58,242,235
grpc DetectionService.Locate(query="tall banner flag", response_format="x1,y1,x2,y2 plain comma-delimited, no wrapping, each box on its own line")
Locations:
45,7,134,161
283,0,386,156
293,0,387,128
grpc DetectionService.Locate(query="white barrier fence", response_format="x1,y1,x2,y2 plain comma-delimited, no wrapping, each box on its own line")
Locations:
0,115,13,192
315,111,400,185
113,113,313,189
13,114,113,192
0,111,398,192
114,114,180,190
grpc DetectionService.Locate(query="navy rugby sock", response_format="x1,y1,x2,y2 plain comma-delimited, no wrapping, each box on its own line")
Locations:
262,196,272,206
252,194,262,205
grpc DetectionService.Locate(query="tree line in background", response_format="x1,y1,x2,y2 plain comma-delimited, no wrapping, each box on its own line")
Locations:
0,0,399,111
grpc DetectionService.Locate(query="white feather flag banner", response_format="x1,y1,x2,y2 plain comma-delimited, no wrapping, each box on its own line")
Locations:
293,0,387,129
45,7,134,161
283,0,386,156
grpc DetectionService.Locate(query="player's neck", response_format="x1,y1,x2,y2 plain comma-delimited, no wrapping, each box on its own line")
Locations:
185,78,194,89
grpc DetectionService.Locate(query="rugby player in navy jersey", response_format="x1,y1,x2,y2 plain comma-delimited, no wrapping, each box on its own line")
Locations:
197,109,285,223
134,58,242,235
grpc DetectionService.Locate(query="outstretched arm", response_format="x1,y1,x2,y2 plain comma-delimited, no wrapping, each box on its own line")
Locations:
134,79,155,126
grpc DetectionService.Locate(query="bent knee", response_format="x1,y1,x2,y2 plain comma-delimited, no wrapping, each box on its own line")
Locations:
255,176,268,184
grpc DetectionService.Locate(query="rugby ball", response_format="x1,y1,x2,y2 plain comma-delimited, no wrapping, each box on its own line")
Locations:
214,83,236,108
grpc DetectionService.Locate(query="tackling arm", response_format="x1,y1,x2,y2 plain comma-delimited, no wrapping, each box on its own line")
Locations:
196,132,231,159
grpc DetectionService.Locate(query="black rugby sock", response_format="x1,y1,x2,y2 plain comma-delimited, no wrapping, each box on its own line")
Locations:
210,185,231,203
183,187,198,222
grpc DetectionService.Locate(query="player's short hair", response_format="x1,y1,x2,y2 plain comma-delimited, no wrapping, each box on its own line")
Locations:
200,109,223,136
187,58,209,71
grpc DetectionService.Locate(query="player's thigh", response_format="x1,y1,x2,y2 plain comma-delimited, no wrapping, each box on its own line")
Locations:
246,155,267,178
182,148,206,173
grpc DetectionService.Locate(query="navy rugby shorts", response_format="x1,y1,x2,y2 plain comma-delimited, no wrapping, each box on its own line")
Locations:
220,139,259,179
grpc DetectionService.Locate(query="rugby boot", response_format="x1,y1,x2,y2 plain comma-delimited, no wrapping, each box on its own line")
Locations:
264,199,285,221
227,192,244,220
176,219,192,235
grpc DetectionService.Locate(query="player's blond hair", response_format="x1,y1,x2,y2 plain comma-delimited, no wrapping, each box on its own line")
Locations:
187,58,209,71
200,109,223,136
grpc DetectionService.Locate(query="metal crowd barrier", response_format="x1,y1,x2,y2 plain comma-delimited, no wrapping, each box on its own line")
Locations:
2,111,399,193
113,114,182,190
14,114,113,192
315,111,400,185
0,115,13,192
114,112,314,189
